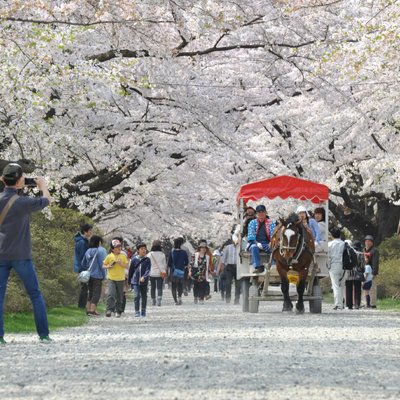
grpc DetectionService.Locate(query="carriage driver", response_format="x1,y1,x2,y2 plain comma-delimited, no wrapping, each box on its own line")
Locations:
247,205,276,273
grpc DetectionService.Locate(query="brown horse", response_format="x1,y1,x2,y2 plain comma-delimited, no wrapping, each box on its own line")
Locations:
271,213,315,313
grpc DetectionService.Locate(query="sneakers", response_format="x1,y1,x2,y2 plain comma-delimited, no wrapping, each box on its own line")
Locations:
106,311,112,317
205,295,212,300
253,266,265,273
115,313,121,318
199,299,204,305
39,335,53,343
152,299,156,306
140,310,146,317
177,297,182,305
157,297,162,306
194,298,198,304
0,337,6,345
135,311,140,317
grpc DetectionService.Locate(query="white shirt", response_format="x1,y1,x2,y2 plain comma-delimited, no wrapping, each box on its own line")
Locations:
328,238,345,273
364,264,373,282
148,251,167,278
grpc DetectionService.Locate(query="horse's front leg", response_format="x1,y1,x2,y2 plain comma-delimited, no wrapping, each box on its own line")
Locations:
295,270,308,314
279,269,293,312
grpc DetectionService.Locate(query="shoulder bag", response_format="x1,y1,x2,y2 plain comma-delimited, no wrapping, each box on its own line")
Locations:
78,250,98,283
0,194,19,226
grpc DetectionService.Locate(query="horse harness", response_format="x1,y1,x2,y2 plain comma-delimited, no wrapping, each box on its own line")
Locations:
274,223,314,267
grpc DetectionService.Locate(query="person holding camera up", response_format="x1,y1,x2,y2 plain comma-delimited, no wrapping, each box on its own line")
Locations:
0,163,53,344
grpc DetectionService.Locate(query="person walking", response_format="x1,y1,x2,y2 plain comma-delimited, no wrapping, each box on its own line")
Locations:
73,223,93,309
148,240,167,307
129,243,151,317
168,238,188,305
80,235,107,316
220,239,240,304
189,241,212,304
0,163,53,344
364,235,379,308
103,239,129,318
344,240,363,310
328,227,345,310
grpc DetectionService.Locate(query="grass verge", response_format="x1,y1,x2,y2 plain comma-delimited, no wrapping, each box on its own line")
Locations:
323,292,400,310
4,304,105,333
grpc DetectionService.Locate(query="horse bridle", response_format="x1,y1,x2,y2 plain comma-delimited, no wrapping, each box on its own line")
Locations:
278,224,306,263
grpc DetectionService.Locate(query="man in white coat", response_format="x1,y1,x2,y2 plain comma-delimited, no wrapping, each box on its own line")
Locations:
328,227,345,310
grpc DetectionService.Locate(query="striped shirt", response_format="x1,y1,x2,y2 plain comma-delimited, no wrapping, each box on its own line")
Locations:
222,244,237,265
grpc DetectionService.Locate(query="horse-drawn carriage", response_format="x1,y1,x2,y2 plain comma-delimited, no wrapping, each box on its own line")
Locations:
235,176,329,313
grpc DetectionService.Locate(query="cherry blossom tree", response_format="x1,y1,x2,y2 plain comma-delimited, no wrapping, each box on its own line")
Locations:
0,0,399,244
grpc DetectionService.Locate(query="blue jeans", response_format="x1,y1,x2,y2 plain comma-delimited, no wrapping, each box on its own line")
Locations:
249,242,271,268
0,259,49,337
133,284,148,312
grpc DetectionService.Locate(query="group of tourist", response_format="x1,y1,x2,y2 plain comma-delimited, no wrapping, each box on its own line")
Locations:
329,229,379,310
0,163,383,346
74,228,236,318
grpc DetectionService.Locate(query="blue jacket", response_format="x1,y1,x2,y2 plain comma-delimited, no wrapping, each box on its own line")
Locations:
248,218,276,243
81,247,107,280
309,218,322,244
129,256,151,285
74,233,89,273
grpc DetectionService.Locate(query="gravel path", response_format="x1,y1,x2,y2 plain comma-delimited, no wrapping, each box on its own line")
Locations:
1,291,399,400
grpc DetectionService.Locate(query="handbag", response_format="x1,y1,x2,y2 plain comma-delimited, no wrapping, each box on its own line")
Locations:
173,268,185,279
354,269,365,282
78,250,98,283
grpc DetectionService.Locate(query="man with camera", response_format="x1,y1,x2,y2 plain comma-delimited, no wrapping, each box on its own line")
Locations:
0,163,53,344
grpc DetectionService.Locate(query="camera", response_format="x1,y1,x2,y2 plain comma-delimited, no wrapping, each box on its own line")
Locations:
24,178,37,187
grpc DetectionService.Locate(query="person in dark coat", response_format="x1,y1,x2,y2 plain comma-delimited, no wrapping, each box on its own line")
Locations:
73,223,93,308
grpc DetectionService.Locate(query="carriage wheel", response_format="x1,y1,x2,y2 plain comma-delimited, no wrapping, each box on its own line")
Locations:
309,280,322,314
242,279,250,313
249,281,259,314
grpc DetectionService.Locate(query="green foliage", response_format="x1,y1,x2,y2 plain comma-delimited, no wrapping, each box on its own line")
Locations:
378,234,400,261
4,206,96,312
376,235,400,299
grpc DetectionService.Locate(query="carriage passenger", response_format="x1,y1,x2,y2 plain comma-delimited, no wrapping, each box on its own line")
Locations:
296,205,321,245
247,205,276,273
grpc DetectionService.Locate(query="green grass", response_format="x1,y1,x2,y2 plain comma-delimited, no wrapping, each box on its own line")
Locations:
323,292,400,311
376,298,400,311
4,304,105,333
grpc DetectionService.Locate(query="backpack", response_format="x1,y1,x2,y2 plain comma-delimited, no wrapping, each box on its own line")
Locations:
342,243,358,270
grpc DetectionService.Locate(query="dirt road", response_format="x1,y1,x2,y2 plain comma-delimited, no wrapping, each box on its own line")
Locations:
1,293,399,400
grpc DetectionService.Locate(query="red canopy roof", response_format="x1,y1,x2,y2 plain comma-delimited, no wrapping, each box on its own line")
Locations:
237,175,329,204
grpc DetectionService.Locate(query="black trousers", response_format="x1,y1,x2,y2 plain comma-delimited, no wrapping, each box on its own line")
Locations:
150,277,164,299
171,281,183,302
345,279,362,309
78,283,88,308
225,264,241,303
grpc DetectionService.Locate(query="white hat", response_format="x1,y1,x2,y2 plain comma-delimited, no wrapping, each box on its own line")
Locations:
296,205,309,216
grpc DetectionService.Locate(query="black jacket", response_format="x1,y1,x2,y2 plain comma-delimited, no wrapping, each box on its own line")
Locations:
365,246,380,276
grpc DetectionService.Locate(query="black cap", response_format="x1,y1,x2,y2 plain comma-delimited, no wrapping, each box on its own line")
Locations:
2,163,23,180
255,204,266,213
